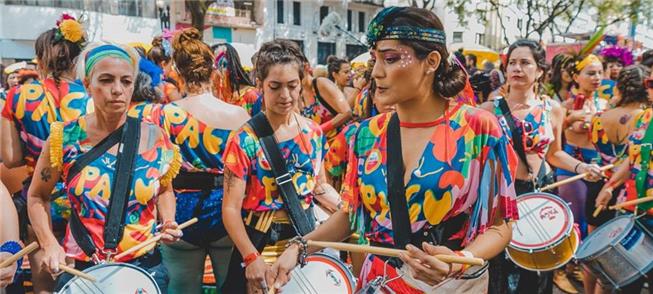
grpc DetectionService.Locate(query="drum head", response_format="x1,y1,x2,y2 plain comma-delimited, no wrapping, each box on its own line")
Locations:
282,253,356,294
58,262,161,294
510,192,573,250
576,215,634,259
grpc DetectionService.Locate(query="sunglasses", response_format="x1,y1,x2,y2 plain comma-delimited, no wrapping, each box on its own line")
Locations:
646,78,653,89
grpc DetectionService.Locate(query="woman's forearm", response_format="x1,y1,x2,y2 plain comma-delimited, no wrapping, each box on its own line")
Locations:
548,150,585,173
0,185,19,242
1,119,25,168
156,184,176,223
27,191,57,247
303,209,353,254
223,207,258,257
464,219,512,260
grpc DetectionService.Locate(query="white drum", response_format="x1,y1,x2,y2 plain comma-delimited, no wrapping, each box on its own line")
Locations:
576,215,653,289
282,253,356,294
506,192,579,271
57,262,160,294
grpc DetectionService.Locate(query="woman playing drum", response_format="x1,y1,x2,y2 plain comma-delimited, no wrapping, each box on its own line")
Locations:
27,43,182,292
595,65,653,294
155,28,251,293
480,40,603,294
1,16,94,293
221,39,340,293
270,7,519,293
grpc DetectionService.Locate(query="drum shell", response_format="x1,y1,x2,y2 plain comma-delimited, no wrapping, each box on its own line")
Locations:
281,253,356,294
507,192,578,271
57,262,161,294
506,226,579,271
577,216,653,289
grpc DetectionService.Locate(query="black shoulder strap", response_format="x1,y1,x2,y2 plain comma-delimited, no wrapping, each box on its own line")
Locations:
386,113,412,249
312,78,337,116
104,117,141,249
68,125,125,180
67,118,141,257
247,113,315,236
498,98,532,174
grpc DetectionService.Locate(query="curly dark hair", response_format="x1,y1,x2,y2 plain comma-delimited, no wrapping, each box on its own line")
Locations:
255,40,306,82
550,53,574,95
615,64,651,107
326,55,349,82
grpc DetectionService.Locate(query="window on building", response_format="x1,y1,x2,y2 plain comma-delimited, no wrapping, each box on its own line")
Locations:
318,42,336,64
358,11,365,32
320,6,329,24
277,0,284,24
476,33,485,45
293,1,301,25
453,32,463,43
346,44,367,61
347,10,352,31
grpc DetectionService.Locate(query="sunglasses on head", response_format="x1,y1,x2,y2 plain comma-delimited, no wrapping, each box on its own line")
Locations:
646,78,653,89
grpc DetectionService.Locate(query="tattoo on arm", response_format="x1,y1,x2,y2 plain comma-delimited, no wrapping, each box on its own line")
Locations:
224,168,237,191
40,167,52,182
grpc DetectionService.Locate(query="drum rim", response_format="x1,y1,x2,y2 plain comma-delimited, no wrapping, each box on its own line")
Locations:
59,262,161,293
510,192,574,250
576,215,635,260
506,224,580,272
302,253,357,290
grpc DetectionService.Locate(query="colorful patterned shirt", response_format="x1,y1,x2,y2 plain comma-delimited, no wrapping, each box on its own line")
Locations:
627,108,653,213
590,112,629,166
493,97,554,158
150,103,232,175
1,78,94,170
325,123,359,178
230,86,262,117
223,118,327,211
49,117,180,262
342,103,519,246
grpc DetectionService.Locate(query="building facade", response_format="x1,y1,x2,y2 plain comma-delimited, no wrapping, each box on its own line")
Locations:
0,0,163,64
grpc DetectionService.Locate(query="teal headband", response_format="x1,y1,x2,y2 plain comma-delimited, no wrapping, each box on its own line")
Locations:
367,7,446,48
84,44,134,76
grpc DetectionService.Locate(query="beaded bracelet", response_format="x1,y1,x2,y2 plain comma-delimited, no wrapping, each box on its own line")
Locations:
241,252,260,268
286,236,308,266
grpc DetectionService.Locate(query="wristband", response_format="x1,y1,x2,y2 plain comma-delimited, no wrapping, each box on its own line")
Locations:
1,241,24,271
574,162,583,173
242,252,260,268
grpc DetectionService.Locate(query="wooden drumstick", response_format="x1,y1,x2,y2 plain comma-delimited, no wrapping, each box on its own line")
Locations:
307,240,485,266
609,196,653,210
0,242,39,268
540,164,614,191
592,205,604,218
114,218,198,260
59,264,96,282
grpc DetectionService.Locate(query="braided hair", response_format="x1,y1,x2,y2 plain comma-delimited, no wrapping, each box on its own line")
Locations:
212,43,254,96
615,64,651,107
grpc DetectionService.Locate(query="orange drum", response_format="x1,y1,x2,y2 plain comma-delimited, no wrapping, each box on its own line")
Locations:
506,192,579,271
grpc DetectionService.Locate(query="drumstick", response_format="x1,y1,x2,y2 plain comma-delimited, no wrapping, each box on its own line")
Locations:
0,242,39,268
114,218,198,260
609,196,653,210
592,205,604,218
540,164,614,191
59,264,96,282
307,241,485,266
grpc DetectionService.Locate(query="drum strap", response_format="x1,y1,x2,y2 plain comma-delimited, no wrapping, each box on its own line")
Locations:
386,113,412,249
498,97,531,174
636,118,653,210
67,117,141,257
247,113,315,236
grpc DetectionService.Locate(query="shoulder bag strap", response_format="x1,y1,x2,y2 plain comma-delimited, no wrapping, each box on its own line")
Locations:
386,113,412,249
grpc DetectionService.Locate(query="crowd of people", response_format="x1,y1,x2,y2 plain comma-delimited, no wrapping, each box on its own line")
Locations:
0,6,652,294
